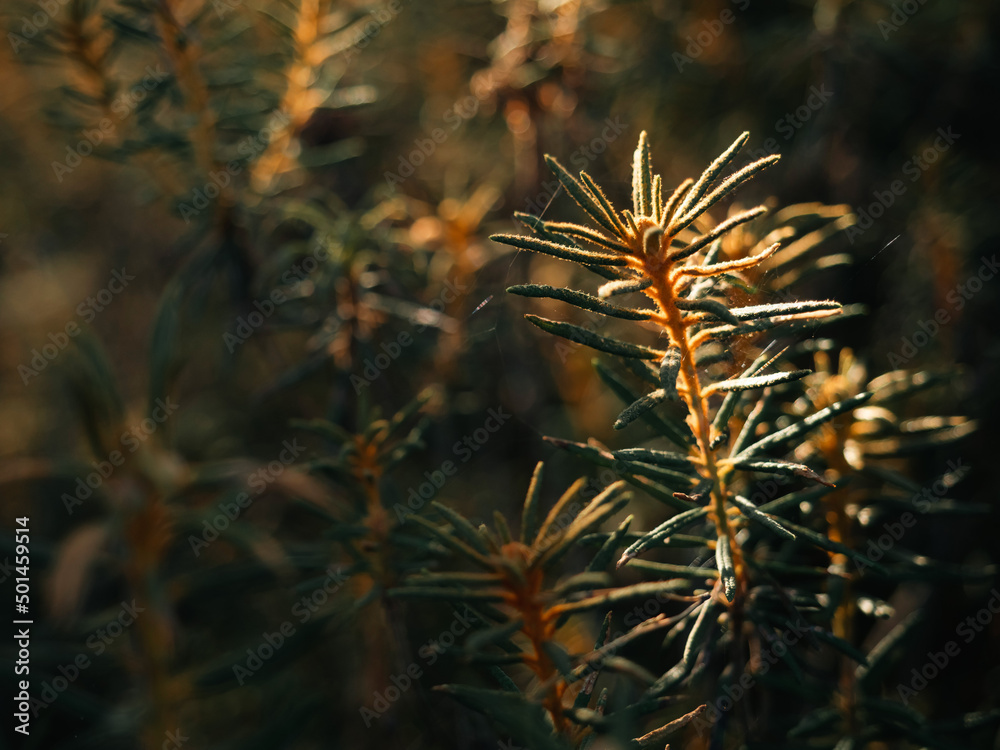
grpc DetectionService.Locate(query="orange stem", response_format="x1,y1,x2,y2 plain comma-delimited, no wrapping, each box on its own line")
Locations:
638,245,745,601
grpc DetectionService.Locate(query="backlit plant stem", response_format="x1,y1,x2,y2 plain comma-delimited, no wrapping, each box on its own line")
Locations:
639,246,745,602
250,0,327,192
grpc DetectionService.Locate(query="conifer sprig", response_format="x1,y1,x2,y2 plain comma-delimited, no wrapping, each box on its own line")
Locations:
394,463,707,748
495,132,853,607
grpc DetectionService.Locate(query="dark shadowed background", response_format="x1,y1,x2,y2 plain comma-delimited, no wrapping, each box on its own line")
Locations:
1,0,998,748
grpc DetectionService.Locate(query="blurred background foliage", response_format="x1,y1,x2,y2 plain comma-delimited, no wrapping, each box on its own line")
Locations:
0,0,998,747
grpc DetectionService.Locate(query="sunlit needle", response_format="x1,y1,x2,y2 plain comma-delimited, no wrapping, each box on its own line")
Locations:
872,234,900,261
